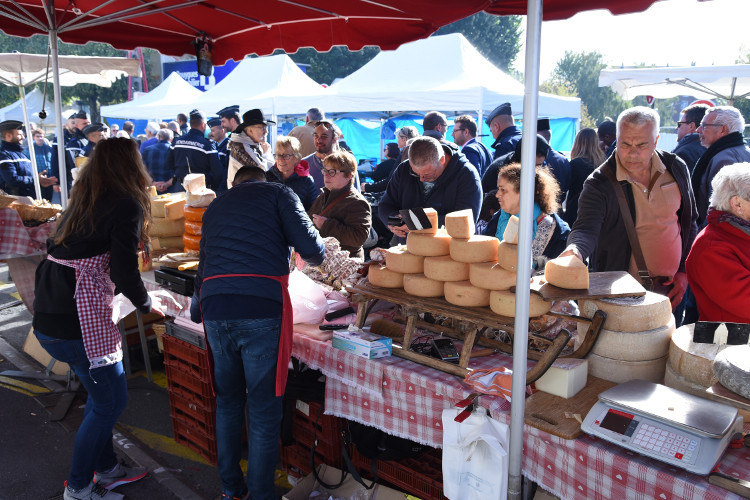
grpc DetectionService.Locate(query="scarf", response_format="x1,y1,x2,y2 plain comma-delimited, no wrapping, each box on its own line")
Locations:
494,204,542,241
711,208,750,236
228,132,273,171
692,132,746,200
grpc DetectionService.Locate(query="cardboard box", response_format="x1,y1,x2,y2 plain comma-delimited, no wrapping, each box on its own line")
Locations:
23,327,69,376
283,464,407,500
332,329,392,359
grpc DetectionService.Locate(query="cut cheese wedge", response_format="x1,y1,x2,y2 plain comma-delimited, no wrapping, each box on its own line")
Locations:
576,316,675,361
497,241,518,271
489,290,552,318
449,235,499,263
183,173,206,193
444,209,475,239
444,280,491,307
587,352,667,384
150,217,185,237
406,232,451,257
544,255,589,289
186,188,216,207
423,255,470,282
147,186,158,197
534,358,588,398
151,193,185,218
502,215,519,244
469,262,516,291
385,246,425,274
410,208,439,235
580,292,672,333
403,273,444,297
368,264,404,288
668,324,724,388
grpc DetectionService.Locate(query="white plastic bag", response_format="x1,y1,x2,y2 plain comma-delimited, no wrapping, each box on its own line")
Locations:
442,407,509,500
289,268,328,324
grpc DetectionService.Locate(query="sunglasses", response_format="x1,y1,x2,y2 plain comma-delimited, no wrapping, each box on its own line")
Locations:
313,120,334,130
274,153,295,159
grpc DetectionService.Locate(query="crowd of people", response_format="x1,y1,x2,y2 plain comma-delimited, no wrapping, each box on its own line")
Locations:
2,100,749,500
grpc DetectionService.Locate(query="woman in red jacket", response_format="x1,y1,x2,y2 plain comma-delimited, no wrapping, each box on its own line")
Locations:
686,162,750,323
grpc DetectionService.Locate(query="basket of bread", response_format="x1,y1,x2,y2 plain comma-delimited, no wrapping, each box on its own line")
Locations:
9,197,62,225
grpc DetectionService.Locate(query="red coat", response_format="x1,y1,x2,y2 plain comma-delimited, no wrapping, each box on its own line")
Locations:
686,210,750,323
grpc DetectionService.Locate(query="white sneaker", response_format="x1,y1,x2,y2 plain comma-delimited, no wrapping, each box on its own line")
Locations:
63,481,124,500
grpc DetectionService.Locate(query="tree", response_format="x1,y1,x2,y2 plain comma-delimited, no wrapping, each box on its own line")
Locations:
734,48,750,131
288,46,381,85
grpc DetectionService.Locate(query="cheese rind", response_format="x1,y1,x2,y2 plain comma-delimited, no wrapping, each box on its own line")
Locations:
449,235,499,263
533,358,588,398
580,292,672,332
489,290,552,318
444,280,491,307
576,316,675,361
403,273,444,297
444,209,475,239
384,246,425,274
405,232,451,257
183,233,201,252
469,262,516,290
587,352,667,384
423,256,470,282
184,220,202,236
502,215,519,244
150,217,185,237
668,324,723,388
497,241,519,271
544,255,589,289
184,206,207,222
410,208,439,235
368,264,404,288
712,345,750,400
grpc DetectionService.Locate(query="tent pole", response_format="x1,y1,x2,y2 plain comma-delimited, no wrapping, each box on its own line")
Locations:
380,117,385,161
49,29,68,209
18,82,43,200
729,77,736,106
508,0,543,498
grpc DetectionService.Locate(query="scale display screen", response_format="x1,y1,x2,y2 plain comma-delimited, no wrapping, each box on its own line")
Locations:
599,409,634,435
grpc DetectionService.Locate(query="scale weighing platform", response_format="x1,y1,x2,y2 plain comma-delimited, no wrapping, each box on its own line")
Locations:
582,379,744,475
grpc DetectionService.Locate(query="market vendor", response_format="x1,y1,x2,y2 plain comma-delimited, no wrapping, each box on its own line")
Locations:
309,150,372,260
0,120,57,197
378,136,482,242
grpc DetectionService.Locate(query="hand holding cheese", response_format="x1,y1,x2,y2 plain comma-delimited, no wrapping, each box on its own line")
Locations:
544,255,590,289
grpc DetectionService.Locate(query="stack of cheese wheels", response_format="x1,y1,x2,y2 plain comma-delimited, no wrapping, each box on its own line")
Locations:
496,215,519,271
150,193,186,250
183,205,207,253
578,292,673,383
544,255,589,289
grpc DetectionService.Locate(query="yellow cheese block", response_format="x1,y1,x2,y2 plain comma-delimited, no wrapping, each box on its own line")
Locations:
544,255,589,289
444,209,475,239
151,195,173,218
384,246,425,274
580,292,672,333
147,186,158,197
449,235,499,263
405,232,451,257
497,241,519,271
502,214,519,244
368,264,404,288
183,173,206,193
423,255,470,282
469,262,515,290
444,280,491,307
403,273,444,297
489,289,552,318
410,208,439,235
150,217,185,237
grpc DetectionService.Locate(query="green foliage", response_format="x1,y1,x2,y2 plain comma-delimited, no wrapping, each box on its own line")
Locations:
435,13,522,72
734,48,750,130
288,46,381,85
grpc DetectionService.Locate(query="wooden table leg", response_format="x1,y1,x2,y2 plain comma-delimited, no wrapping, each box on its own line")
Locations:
354,296,370,329
402,308,418,349
457,322,478,369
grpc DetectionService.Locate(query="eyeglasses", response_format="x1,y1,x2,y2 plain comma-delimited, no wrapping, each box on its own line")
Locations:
453,128,465,133
274,153,295,159
700,123,723,128
320,167,345,177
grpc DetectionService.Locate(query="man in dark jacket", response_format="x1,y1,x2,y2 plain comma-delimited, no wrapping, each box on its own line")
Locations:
191,165,325,500
51,110,89,193
537,118,571,200
1,120,56,196
143,129,175,193
562,107,698,310
379,136,482,242
452,114,492,177
672,103,708,173
486,102,522,160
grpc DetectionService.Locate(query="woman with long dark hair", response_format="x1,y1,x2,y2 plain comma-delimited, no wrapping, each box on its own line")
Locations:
563,128,605,227
32,138,165,500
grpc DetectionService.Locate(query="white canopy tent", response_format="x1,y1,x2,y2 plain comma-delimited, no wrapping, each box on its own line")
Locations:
599,64,750,104
0,87,57,124
100,71,202,119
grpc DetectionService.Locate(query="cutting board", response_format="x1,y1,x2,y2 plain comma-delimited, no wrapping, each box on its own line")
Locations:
526,271,645,301
524,376,616,439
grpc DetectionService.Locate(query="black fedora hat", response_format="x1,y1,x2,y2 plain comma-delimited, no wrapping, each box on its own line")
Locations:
236,109,275,133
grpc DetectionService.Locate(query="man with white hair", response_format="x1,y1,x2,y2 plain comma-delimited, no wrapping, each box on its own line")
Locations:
562,106,698,312
692,105,750,226
139,121,160,154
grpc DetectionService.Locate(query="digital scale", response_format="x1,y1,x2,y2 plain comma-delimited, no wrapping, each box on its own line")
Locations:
582,380,744,475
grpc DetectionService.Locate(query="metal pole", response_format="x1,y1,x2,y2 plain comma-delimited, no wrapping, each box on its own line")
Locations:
380,117,385,160
18,82,43,200
508,0,543,498
49,29,69,209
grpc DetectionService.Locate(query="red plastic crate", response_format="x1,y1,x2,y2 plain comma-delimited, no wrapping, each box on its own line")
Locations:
280,441,335,480
291,400,345,462
169,390,216,435
164,362,215,408
172,417,217,465
352,446,447,500
162,334,211,379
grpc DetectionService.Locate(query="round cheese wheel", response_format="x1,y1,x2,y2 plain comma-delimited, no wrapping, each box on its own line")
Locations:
405,232,451,257
384,246,425,274
668,324,722,388
403,273,444,298
576,316,675,361
497,241,519,271
184,205,207,222
544,255,589,289
489,290,552,318
410,208,439,235
184,220,202,236
587,352,667,384
368,264,404,288
444,280,491,307
183,233,201,252
503,215,519,244
444,209,475,239
423,256,470,282
450,235,499,263
580,292,672,333
712,345,750,400
469,262,515,291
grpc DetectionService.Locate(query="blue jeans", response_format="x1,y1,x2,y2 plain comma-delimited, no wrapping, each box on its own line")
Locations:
204,317,283,500
34,331,127,490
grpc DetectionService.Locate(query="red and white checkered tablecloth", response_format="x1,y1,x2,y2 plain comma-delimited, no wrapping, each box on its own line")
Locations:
292,331,750,500
0,207,54,256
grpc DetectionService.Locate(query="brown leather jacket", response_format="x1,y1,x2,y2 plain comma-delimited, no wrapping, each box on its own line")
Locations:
309,184,372,260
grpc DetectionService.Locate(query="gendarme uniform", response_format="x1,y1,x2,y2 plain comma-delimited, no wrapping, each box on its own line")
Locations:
208,117,230,172
168,109,224,194
0,120,35,197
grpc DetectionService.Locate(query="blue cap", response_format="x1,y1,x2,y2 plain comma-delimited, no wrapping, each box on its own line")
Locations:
485,103,512,125
217,105,240,118
207,117,221,128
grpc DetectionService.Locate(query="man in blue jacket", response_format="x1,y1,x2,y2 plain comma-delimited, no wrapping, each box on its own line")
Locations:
0,120,57,197
191,165,325,500
379,136,482,242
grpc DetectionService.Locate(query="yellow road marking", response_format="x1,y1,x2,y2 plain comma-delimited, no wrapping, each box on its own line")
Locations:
0,375,51,395
126,370,169,389
0,382,37,397
11,292,21,301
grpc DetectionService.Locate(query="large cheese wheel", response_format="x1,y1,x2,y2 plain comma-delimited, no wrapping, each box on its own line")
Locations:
668,324,723,388
713,345,750,400
423,256,470,282
368,264,404,288
544,255,589,289
450,235,499,263
444,209,475,239
587,352,667,384
183,233,201,252
384,246,425,274
489,290,552,318
497,241,519,271
469,262,516,291
576,316,675,361
157,236,185,251
580,292,672,333
410,208,439,235
405,232,451,257
184,206,207,222
150,217,185,237
184,220,203,236
444,281,491,307
186,189,216,208
403,273,444,297
502,214,519,244
665,363,750,423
